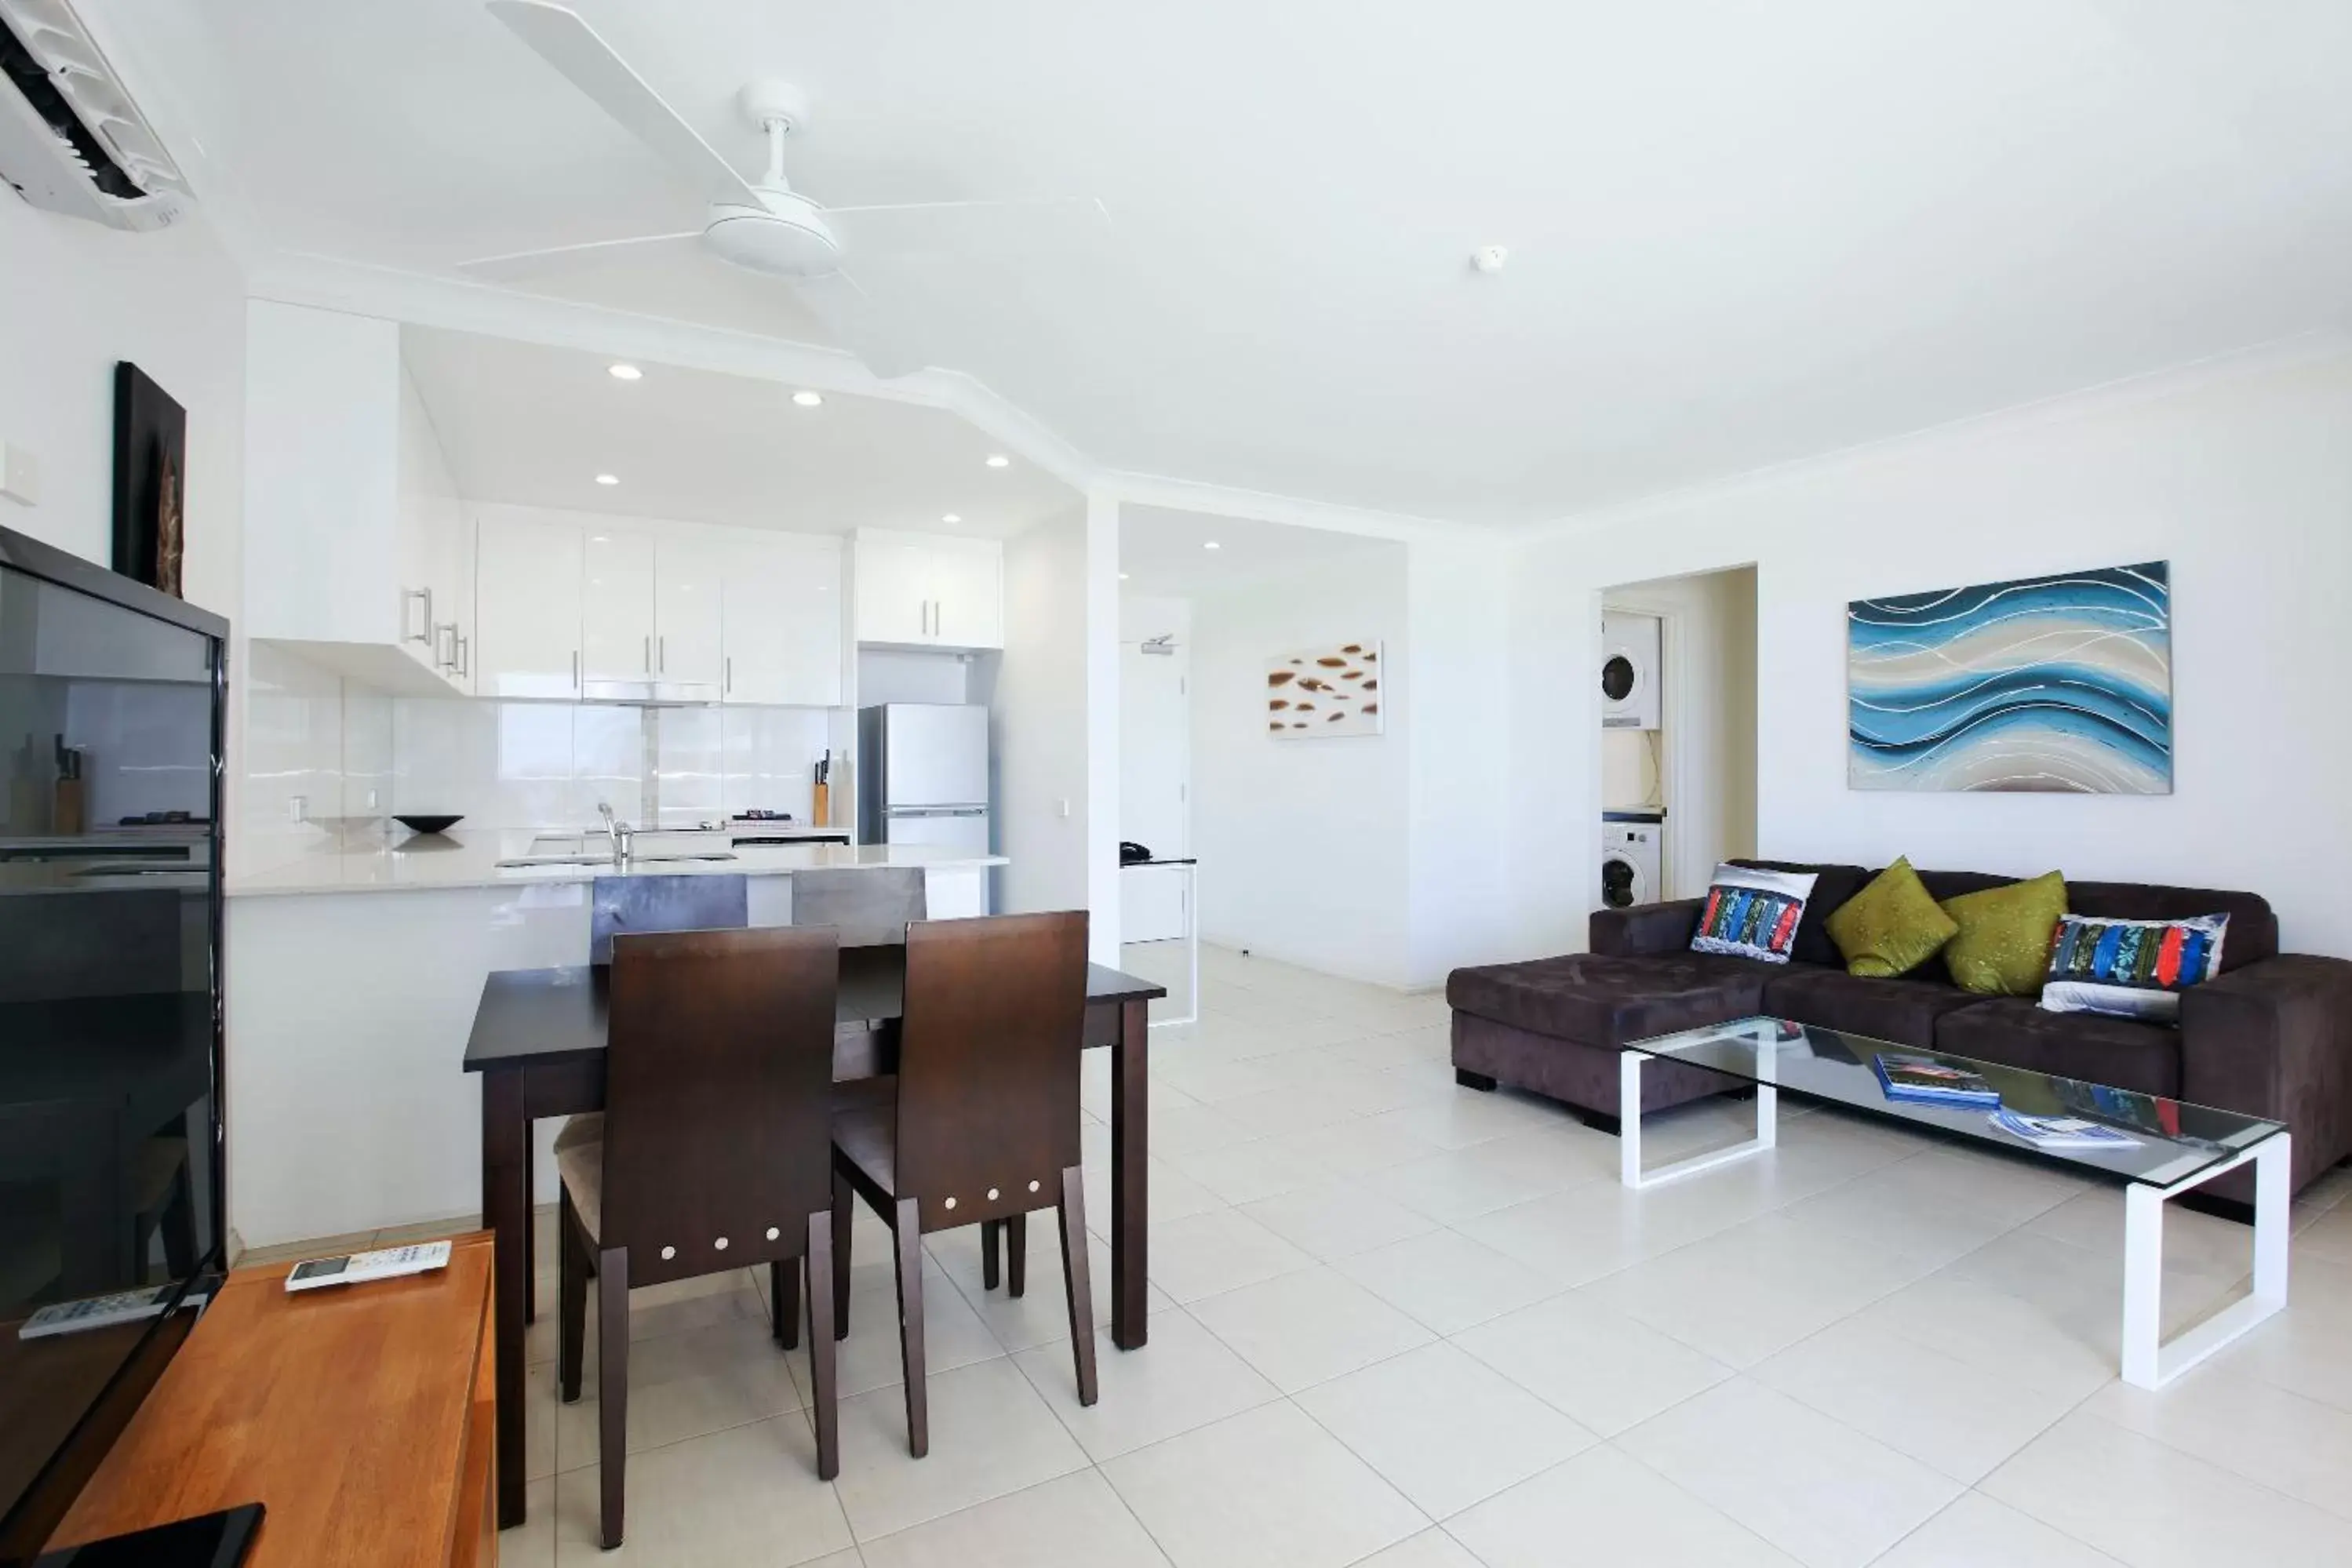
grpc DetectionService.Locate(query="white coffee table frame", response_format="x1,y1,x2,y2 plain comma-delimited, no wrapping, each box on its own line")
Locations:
1618,1028,2291,1392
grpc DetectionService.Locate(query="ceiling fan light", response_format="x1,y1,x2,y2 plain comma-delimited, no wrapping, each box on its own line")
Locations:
705,193,842,278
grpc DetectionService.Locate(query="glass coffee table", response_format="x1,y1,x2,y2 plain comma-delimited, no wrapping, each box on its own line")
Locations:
1619,1015,2289,1390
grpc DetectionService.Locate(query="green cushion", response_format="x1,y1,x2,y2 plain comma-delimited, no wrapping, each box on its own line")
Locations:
1824,858,1957,978
1939,871,2069,995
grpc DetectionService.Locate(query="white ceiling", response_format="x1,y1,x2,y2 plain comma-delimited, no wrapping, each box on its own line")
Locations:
1118,507,1398,599
129,0,2352,526
399,327,1077,536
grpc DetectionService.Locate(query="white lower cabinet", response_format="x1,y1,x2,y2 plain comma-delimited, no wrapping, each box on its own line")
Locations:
923,866,990,919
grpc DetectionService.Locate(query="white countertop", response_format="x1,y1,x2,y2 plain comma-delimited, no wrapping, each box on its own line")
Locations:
225,829,1006,897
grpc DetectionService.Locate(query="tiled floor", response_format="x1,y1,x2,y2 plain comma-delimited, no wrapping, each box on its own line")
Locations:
244,944,2352,1565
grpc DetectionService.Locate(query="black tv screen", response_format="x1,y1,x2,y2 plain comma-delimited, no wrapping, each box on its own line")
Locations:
0,529,227,1562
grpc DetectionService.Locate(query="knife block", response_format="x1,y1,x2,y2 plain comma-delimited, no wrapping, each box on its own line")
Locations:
810,782,830,828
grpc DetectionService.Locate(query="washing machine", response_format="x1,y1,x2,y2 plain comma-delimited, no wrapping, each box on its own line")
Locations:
1601,612,1661,730
1601,813,1665,908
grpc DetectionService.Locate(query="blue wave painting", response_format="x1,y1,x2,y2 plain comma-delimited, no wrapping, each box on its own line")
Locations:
1848,562,2172,793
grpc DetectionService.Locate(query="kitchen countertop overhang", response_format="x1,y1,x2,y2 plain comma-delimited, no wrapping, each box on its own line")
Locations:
225,830,1005,897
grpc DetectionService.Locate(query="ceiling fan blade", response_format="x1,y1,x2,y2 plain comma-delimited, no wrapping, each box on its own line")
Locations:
822,195,1110,260
793,270,927,379
457,230,703,280
486,0,759,204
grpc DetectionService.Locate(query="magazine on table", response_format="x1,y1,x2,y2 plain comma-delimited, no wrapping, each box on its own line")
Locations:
1990,1108,2143,1150
1873,1053,2002,1109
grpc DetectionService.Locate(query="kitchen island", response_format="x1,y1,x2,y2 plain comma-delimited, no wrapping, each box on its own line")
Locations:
222,832,1007,1249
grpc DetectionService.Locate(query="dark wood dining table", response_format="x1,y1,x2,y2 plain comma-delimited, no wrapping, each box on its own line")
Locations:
462,932,1165,1529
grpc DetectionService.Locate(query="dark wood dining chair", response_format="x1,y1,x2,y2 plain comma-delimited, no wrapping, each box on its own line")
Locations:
542,874,752,1293
829,911,1097,1458
555,925,843,1549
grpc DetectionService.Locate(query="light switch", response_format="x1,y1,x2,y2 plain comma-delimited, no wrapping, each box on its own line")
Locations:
1056,798,1071,819
0,440,38,507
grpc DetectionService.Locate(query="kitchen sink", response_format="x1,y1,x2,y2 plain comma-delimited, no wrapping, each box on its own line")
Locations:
496,831,739,869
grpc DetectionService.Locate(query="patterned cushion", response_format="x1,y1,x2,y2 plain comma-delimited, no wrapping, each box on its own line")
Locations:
1690,864,1818,966
2041,912,2229,1023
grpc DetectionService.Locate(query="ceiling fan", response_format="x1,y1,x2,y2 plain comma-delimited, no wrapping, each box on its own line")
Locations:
468,0,1109,377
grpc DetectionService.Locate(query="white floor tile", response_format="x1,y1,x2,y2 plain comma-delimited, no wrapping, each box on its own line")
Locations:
788,1257,1007,1402
1367,1135,1604,1225
1294,1342,1596,1519
1141,1207,1316,1304
1236,1181,1440,1261
1982,1409,2352,1566
1189,1265,1435,1392
1010,1310,1280,1461
857,1471,1171,1568
1347,1529,1485,1568
1334,1227,1564,1334
1450,1292,1734,1437
830,1357,1090,1541
1167,1137,1334,1205
1616,1378,1962,1568
1751,1312,2101,1483
1872,1493,2125,1567
1582,1212,1941,1370
1101,1401,1429,1568
551,1311,806,1472
548,1413,853,1564
2084,1364,2352,1522
1447,1446,1801,1567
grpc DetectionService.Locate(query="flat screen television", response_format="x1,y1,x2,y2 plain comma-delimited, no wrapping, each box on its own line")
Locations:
0,526,228,1564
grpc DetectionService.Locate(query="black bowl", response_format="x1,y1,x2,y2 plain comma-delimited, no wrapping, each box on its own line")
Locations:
394,814,464,836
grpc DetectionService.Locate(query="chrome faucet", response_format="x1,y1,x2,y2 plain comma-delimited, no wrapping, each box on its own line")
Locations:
597,801,633,867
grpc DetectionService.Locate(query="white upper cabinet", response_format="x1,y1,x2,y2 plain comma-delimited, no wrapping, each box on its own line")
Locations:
652,535,726,698
243,302,468,696
723,532,843,706
853,529,1003,649
578,529,657,698
927,536,1005,649
472,509,584,698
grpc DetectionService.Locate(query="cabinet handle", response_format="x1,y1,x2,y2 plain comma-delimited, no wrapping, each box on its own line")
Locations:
643,634,652,674
658,635,666,673
571,649,580,690
434,622,457,671
402,587,433,646
456,634,469,680
724,656,733,695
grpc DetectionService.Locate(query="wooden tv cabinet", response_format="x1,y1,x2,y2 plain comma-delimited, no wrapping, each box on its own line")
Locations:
48,1232,497,1567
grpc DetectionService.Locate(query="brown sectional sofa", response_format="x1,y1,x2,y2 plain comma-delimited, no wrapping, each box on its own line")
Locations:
1448,860,2352,1199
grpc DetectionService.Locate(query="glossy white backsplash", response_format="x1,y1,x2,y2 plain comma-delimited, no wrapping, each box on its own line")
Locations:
241,645,845,870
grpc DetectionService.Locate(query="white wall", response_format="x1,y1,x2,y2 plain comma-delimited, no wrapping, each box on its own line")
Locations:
0,197,246,615
1604,566,1758,899
1191,546,1412,984
984,507,1094,921
1508,344,2352,961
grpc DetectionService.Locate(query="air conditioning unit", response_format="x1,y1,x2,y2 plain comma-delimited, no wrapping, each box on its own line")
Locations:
0,0,192,231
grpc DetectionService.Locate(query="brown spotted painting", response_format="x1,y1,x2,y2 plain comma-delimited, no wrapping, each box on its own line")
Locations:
1266,640,1384,738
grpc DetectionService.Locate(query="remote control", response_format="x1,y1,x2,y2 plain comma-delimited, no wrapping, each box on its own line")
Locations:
285,1239,453,1293
16,1284,177,1340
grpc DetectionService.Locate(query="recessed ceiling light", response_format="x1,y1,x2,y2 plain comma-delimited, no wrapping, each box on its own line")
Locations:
607,363,642,381
941,513,962,524
792,390,824,407
1203,540,1222,551
594,474,620,486
985,454,1010,468
1118,572,1130,580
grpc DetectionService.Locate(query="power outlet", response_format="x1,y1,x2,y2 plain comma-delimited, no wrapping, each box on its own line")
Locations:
286,794,307,824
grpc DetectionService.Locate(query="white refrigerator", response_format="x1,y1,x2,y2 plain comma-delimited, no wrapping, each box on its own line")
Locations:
857,703,993,858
